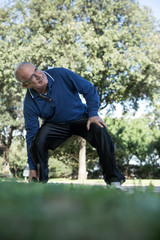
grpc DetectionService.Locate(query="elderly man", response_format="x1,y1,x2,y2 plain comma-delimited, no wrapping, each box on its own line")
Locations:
14,62,125,187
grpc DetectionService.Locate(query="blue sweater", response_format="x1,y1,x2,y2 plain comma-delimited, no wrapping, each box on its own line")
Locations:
24,67,99,169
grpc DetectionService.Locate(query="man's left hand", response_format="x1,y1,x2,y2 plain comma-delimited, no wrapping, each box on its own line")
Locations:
86,116,107,131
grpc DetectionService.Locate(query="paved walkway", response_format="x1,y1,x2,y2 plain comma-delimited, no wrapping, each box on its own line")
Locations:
123,186,160,193
49,179,160,193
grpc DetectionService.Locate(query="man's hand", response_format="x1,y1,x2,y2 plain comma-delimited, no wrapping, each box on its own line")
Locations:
29,170,38,182
86,116,107,131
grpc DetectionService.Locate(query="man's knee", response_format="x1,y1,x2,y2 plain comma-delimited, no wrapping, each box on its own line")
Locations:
90,123,107,135
90,123,114,147
31,130,47,152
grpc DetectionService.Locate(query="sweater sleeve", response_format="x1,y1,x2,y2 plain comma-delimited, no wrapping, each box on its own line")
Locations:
63,68,99,117
23,100,40,170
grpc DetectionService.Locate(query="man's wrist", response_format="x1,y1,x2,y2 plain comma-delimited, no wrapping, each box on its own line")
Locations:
29,166,36,170
88,111,98,118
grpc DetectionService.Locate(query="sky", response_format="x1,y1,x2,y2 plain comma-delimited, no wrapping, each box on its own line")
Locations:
138,0,160,20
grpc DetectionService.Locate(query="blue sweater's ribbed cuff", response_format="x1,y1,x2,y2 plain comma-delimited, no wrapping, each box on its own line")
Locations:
88,111,99,118
28,161,36,170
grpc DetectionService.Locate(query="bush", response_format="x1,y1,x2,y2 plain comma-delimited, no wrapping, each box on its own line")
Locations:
48,157,72,178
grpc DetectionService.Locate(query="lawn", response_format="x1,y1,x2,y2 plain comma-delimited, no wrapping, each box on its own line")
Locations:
0,180,160,240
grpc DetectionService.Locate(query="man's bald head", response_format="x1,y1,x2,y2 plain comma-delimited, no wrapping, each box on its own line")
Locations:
14,62,34,82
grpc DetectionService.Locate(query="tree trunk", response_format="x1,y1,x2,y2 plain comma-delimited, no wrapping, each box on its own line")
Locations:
1,126,15,176
14,165,18,178
3,148,12,176
78,137,87,181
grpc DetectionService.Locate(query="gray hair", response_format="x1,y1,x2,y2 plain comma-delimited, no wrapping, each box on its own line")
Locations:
14,62,34,81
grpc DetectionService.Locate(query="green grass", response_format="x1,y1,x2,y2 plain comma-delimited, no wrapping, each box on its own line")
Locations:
0,180,160,240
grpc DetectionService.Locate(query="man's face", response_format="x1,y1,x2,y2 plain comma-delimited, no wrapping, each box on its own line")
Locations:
18,64,47,89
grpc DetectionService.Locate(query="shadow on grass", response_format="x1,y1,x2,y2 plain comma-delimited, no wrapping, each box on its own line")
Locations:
0,180,159,240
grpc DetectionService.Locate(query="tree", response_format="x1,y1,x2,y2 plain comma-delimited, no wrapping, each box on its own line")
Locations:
146,93,160,162
5,0,159,105
0,3,25,174
0,0,159,178
9,137,27,177
104,115,160,178
72,0,160,110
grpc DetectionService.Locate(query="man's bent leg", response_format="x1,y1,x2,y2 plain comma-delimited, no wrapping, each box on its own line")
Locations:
30,122,71,182
70,117,125,184
87,125,125,184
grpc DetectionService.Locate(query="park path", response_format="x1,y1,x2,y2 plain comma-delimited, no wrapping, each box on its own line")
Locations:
49,179,160,193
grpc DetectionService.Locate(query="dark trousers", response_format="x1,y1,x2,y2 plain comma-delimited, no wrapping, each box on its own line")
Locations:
30,115,125,184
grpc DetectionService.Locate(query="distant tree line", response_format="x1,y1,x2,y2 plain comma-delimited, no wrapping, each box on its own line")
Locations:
0,0,159,178
1,113,159,179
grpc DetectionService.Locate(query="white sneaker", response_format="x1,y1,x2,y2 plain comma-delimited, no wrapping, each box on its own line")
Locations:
109,182,126,191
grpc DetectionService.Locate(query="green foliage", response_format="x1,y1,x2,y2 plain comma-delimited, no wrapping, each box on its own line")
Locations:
9,138,27,177
104,115,160,178
3,113,159,179
1,0,159,107
49,135,99,178
105,117,153,162
0,182,160,240
0,2,25,168
48,157,72,178
49,136,80,177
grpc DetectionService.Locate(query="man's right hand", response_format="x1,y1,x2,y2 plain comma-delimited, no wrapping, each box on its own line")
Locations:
29,169,38,182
